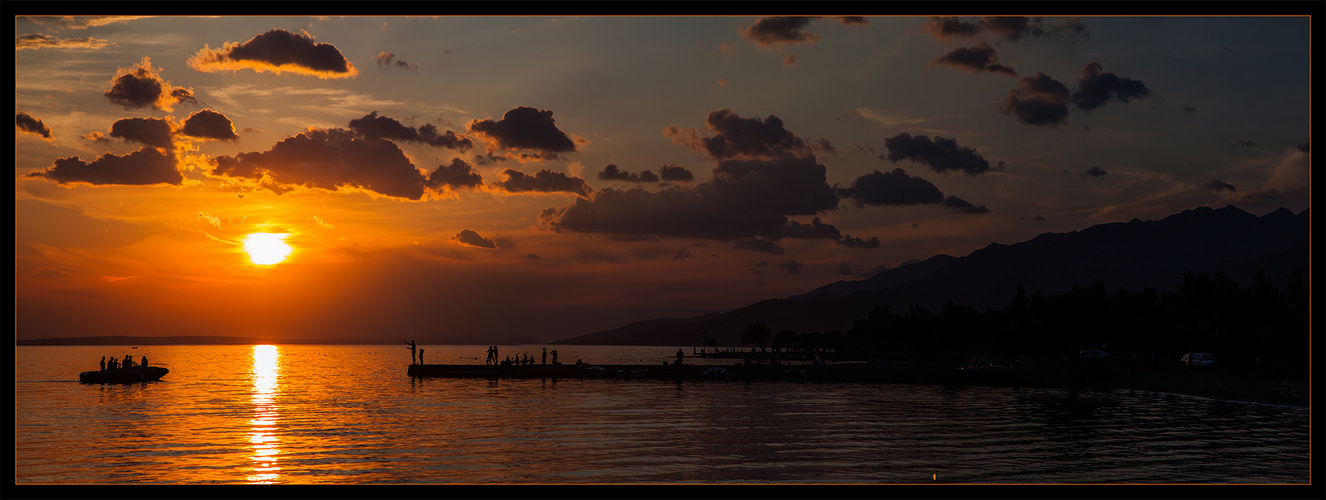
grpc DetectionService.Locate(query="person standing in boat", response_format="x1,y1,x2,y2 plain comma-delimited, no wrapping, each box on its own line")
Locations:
141,355,148,368
107,356,117,370
100,356,106,371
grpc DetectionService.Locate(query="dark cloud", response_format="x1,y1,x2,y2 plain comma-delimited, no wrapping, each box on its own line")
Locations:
777,260,803,274
838,235,881,249
349,111,472,151
838,263,854,275
665,108,814,160
16,33,111,50
179,109,239,142
1084,166,1108,177
942,196,990,214
598,164,659,183
931,43,1016,76
109,117,174,150
673,247,693,260
210,128,433,200
495,168,591,198
779,217,841,240
1206,180,1237,193
733,237,785,254
838,168,944,207
451,229,498,249
882,133,996,175
997,72,1071,126
16,112,52,139
103,58,196,111
1071,61,1151,111
740,17,819,48
26,147,182,186
1020,214,1047,222
1296,143,1309,153
1184,104,1197,112
468,106,578,156
659,164,695,182
373,52,418,74
189,29,358,79
428,158,483,191
1233,140,1257,148
924,16,1089,42
922,17,984,39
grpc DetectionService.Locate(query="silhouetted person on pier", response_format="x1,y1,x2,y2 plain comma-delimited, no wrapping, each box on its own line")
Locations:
551,350,559,365
100,356,106,371
542,348,547,365
418,349,424,365
676,348,684,365
405,341,418,365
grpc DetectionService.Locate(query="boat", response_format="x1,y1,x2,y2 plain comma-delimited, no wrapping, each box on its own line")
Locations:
79,366,169,384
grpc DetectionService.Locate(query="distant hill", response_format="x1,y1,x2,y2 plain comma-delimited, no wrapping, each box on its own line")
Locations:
554,205,1310,347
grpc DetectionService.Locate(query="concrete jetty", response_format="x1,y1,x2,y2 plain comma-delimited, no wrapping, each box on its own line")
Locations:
405,361,1010,384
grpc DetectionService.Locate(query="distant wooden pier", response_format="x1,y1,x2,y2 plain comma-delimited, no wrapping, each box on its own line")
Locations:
405,362,1022,384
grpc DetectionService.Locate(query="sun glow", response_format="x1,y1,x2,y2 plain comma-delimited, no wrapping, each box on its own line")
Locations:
244,233,293,266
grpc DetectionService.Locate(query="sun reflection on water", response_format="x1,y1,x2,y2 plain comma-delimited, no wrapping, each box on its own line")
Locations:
247,345,281,484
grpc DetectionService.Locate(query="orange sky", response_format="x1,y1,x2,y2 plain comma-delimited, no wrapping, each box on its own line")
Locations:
14,14,1314,343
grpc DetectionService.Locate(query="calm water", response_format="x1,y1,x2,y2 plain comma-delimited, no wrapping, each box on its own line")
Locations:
14,345,1310,484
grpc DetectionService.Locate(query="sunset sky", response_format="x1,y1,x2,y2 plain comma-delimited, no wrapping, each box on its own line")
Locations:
14,14,1314,343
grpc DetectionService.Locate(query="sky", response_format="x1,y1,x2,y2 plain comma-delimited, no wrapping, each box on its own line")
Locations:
14,14,1315,344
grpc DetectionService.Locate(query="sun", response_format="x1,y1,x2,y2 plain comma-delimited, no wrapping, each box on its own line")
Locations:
243,233,293,266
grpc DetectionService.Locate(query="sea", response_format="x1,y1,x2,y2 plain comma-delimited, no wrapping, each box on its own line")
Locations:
13,344,1312,485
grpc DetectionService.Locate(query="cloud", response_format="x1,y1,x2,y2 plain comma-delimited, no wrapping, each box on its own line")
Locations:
882,133,997,175
348,111,472,151
103,57,197,112
428,158,484,191
838,263,854,275
16,112,52,139
1206,180,1237,193
777,260,803,274
26,147,183,186
1232,140,1257,148
664,108,814,161
740,17,820,48
997,72,1071,126
941,195,991,214
838,234,881,249
468,106,579,157
452,229,498,249
924,16,1089,42
179,109,240,142
783,55,797,67
1071,61,1151,111
494,168,592,197
733,237,785,254
210,128,434,200
931,43,1016,76
83,131,110,143
16,33,111,50
1084,166,1108,177
18,16,150,30
659,164,695,182
108,117,175,150
372,52,418,74
598,164,655,183
838,168,944,207
188,29,359,79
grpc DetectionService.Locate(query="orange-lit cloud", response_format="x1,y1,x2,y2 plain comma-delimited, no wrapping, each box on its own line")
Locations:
468,106,582,160
26,147,184,186
103,57,198,112
209,128,434,200
16,111,52,139
372,52,418,74
452,229,498,249
931,43,1017,76
189,29,359,79
180,109,240,142
348,111,471,151
494,168,591,198
664,108,815,160
15,33,111,50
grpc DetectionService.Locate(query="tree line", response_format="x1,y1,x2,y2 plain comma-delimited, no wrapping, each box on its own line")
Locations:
743,269,1309,382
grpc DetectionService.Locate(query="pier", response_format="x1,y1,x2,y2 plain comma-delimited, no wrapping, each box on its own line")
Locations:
405,361,1022,384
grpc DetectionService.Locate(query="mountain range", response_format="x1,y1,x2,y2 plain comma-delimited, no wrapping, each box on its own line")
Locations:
554,205,1311,347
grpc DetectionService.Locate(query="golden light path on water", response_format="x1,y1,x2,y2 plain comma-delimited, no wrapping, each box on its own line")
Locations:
247,345,281,484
